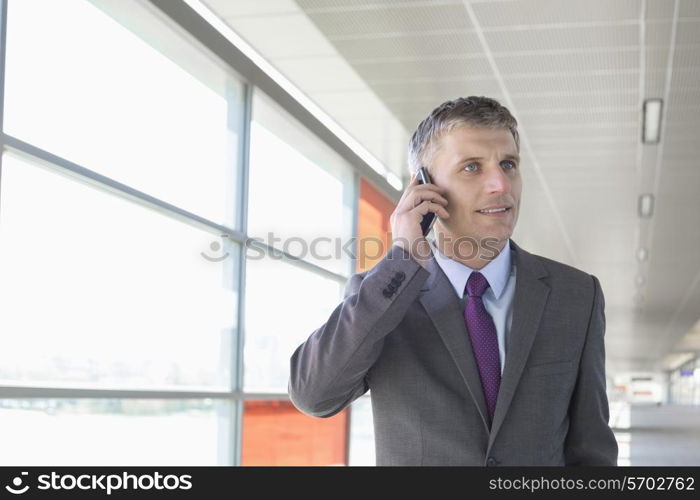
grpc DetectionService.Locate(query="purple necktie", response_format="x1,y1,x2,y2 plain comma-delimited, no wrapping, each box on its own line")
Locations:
464,271,501,427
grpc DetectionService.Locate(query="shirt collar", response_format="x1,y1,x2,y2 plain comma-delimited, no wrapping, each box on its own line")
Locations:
429,238,512,299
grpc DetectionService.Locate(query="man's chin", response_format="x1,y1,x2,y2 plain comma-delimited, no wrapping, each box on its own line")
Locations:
470,225,513,242
435,222,514,243
435,232,507,249
484,224,514,240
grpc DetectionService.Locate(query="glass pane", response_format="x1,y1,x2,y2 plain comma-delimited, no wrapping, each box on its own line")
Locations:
248,90,354,277
242,400,347,466
0,153,237,390
349,396,375,466
243,255,344,392
0,399,229,465
4,0,242,226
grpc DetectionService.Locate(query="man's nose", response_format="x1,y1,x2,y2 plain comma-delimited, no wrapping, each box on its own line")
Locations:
484,164,511,193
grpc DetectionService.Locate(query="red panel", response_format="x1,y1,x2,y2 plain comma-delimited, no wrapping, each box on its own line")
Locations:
241,400,348,466
357,178,397,273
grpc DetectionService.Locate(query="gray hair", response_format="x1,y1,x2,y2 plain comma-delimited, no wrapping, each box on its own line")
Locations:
407,96,519,176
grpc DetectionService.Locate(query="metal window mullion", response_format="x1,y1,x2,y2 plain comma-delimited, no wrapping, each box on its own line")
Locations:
344,169,360,466
0,386,289,399
0,0,6,133
245,237,347,284
230,81,253,466
0,0,8,213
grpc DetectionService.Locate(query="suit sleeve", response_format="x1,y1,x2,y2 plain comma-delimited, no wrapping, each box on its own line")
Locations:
564,274,619,465
288,244,431,417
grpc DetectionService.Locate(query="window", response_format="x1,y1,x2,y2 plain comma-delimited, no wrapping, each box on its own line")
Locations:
0,0,364,465
348,396,375,465
243,254,344,393
0,153,237,390
240,89,358,462
1,0,247,465
0,399,228,465
247,90,355,277
4,0,242,226
244,88,354,392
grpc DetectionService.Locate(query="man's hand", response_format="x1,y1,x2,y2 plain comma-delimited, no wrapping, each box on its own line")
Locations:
389,171,449,269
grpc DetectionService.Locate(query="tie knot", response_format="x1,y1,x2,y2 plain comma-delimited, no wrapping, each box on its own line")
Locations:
466,271,490,298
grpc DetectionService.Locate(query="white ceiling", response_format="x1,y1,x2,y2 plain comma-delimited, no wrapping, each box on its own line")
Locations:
202,0,700,375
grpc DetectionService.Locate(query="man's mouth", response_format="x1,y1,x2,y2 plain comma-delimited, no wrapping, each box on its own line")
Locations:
476,206,512,214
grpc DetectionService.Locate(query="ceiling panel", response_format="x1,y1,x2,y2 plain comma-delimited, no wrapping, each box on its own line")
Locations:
204,0,296,17
646,19,674,46
221,14,336,58
494,50,639,74
483,25,640,52
296,3,472,37
471,0,639,26
368,76,501,97
681,0,700,15
500,72,642,95
328,30,482,57
648,0,677,20
676,20,700,44
510,90,639,109
518,108,639,127
296,0,464,10
351,56,493,80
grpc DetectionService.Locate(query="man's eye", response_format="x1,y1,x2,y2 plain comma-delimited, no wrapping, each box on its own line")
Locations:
464,163,478,172
502,160,517,169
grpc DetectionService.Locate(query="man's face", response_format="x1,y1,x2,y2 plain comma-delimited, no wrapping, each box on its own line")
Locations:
429,125,521,248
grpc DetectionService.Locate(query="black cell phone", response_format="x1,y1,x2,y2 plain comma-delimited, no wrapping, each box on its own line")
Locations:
416,167,436,236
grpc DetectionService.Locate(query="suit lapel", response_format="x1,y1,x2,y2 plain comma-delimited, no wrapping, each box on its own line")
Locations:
418,239,551,443
487,240,550,449
419,249,491,433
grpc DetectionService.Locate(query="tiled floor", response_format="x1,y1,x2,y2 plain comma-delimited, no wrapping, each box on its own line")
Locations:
611,403,700,466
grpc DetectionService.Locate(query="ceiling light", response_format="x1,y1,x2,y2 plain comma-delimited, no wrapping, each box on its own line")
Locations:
636,247,648,262
638,193,654,218
642,98,663,144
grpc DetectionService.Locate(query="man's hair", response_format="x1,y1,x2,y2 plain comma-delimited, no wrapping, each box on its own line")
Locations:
407,96,519,175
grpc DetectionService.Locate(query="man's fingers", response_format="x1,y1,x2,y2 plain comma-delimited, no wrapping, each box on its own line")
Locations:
409,190,449,209
397,172,418,203
397,171,447,212
412,200,450,219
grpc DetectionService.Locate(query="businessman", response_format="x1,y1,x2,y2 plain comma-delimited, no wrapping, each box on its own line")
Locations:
289,96,618,466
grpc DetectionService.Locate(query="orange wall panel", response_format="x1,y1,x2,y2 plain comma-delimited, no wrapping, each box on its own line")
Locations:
241,400,348,466
357,178,397,273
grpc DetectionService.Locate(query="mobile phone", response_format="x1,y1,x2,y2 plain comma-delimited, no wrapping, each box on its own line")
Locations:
416,167,437,236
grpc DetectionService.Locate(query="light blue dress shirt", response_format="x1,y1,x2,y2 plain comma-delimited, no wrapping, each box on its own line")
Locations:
429,238,517,375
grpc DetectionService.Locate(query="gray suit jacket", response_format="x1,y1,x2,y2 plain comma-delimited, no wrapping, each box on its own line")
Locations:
289,239,618,466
